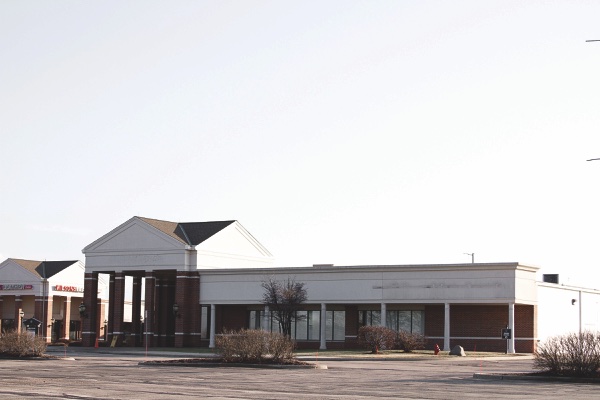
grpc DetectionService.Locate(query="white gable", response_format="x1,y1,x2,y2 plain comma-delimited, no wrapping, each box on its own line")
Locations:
196,221,274,269
0,259,42,296
84,217,189,273
48,261,85,288
0,259,40,283
84,217,274,272
83,217,184,253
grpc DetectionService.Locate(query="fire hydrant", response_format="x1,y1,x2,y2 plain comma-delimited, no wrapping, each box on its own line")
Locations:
434,344,440,355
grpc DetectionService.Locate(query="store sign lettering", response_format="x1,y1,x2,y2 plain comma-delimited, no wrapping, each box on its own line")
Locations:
54,285,84,293
0,284,33,290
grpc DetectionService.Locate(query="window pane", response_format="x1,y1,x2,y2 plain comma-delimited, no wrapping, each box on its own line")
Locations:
371,311,381,326
295,311,308,340
325,311,333,341
412,311,424,334
333,311,345,341
398,311,411,332
201,306,208,338
249,311,257,330
358,310,366,326
308,311,320,340
386,310,397,331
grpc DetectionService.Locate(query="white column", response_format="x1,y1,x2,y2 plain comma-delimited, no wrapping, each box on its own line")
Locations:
263,306,270,331
209,304,216,348
380,303,387,328
319,303,327,350
508,303,515,353
443,303,450,351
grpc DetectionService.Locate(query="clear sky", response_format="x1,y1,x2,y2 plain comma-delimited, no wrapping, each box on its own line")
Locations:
2,1,599,287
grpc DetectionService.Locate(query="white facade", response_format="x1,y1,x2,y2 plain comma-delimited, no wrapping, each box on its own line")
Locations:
0,259,87,304
537,282,600,341
199,263,539,305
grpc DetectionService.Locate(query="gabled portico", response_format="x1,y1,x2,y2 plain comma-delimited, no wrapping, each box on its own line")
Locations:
81,216,273,348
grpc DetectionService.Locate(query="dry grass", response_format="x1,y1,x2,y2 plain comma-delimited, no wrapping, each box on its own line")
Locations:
0,330,47,357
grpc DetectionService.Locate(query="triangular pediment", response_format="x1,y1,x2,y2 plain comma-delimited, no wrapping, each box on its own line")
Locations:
0,259,41,283
83,217,185,253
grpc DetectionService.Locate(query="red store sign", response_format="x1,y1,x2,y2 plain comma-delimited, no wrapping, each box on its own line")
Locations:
54,285,84,293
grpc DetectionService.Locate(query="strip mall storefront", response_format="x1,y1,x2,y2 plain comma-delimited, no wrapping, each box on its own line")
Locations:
79,216,567,353
0,259,89,342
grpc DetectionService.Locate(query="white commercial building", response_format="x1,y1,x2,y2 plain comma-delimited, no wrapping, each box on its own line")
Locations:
78,216,600,352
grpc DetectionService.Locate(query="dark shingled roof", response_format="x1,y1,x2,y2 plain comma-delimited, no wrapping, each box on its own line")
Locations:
9,259,79,279
177,221,236,245
138,217,235,246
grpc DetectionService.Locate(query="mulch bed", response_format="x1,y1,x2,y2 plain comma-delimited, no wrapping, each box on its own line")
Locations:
140,357,311,367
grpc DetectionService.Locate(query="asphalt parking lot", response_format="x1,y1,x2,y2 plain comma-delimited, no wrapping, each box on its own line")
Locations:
0,348,597,399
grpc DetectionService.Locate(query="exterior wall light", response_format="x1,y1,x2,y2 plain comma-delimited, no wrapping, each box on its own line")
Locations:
79,303,87,318
572,299,577,305
173,302,180,317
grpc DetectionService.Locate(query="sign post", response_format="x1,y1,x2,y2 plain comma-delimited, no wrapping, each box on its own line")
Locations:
501,326,512,354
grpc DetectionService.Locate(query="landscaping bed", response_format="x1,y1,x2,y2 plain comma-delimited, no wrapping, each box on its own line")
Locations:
139,357,319,368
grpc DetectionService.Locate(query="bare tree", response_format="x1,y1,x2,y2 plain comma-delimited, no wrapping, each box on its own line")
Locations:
261,277,308,338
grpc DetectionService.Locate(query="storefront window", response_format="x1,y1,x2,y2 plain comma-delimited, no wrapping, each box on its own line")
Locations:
326,311,346,341
295,311,308,340
359,310,381,327
383,310,424,334
361,310,424,334
249,309,345,341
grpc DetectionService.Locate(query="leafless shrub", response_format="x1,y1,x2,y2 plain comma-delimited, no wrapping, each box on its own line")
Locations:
357,326,397,354
268,331,296,362
0,330,47,357
215,329,295,363
534,331,600,377
396,331,426,353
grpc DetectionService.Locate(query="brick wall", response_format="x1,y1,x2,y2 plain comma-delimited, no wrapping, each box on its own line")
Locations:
175,271,201,347
424,304,445,337
423,304,536,353
344,305,359,348
82,273,99,346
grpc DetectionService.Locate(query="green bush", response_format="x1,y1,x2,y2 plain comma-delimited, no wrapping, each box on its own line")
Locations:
534,331,600,378
0,330,47,357
357,325,397,354
215,329,295,363
396,330,426,353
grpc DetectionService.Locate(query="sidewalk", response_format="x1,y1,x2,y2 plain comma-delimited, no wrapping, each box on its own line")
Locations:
45,345,534,362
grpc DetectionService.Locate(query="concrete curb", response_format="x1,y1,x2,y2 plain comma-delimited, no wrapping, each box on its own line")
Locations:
473,373,600,384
